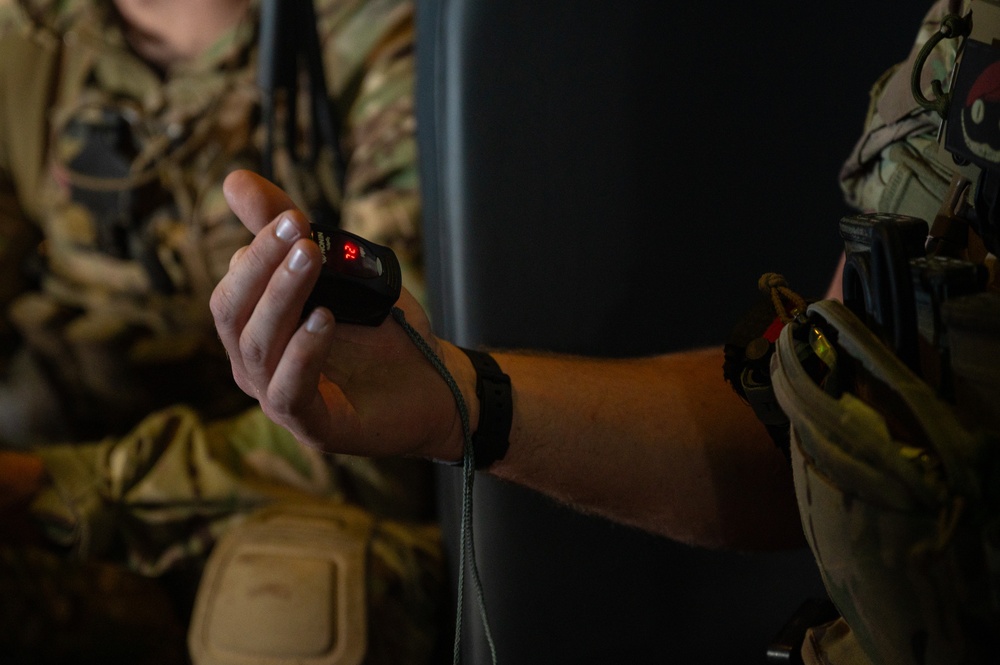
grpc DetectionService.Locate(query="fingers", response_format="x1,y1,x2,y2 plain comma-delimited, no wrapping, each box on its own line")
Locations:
223,169,299,235
241,238,323,390
211,208,320,398
265,307,356,446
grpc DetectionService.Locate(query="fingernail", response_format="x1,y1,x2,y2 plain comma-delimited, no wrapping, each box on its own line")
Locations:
275,216,299,242
305,308,331,333
287,247,310,272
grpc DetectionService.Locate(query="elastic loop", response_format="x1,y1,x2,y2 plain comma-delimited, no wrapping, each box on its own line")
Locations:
759,272,807,323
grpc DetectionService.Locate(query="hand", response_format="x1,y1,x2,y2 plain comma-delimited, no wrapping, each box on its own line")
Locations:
211,170,467,461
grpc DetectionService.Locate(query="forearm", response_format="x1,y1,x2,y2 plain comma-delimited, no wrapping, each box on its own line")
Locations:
470,346,804,550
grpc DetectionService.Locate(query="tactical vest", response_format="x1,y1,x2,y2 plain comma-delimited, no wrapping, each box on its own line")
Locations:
0,2,342,442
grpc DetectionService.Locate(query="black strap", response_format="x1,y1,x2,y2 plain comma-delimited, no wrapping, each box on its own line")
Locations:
459,348,512,470
258,0,345,226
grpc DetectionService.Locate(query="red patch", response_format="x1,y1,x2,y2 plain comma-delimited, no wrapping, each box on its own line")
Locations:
762,316,785,343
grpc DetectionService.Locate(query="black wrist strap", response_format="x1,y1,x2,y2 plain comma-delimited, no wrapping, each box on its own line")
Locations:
458,347,512,470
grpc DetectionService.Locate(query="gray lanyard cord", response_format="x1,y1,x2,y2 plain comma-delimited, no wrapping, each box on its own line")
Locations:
391,306,498,665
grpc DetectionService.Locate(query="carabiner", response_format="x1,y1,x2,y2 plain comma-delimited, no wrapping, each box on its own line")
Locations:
911,13,971,119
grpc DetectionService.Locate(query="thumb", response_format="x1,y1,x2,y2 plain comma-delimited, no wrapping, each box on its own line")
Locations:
223,169,300,235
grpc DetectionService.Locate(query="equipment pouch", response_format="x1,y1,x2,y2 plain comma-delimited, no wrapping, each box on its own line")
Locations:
771,299,1000,665
188,500,371,665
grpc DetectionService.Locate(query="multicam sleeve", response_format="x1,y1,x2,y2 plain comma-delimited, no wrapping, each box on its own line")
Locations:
839,0,975,220
28,406,345,574
28,404,435,574
316,0,424,303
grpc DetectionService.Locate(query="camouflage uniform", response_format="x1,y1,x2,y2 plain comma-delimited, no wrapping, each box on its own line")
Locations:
0,1,442,663
785,1,1000,662
0,0,424,443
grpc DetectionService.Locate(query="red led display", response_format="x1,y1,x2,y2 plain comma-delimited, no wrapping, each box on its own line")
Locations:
344,241,359,261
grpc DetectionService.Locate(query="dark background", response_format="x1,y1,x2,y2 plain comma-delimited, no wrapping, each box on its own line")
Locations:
416,1,932,663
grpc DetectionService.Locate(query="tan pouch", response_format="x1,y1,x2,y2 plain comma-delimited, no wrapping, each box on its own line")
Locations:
188,500,372,665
